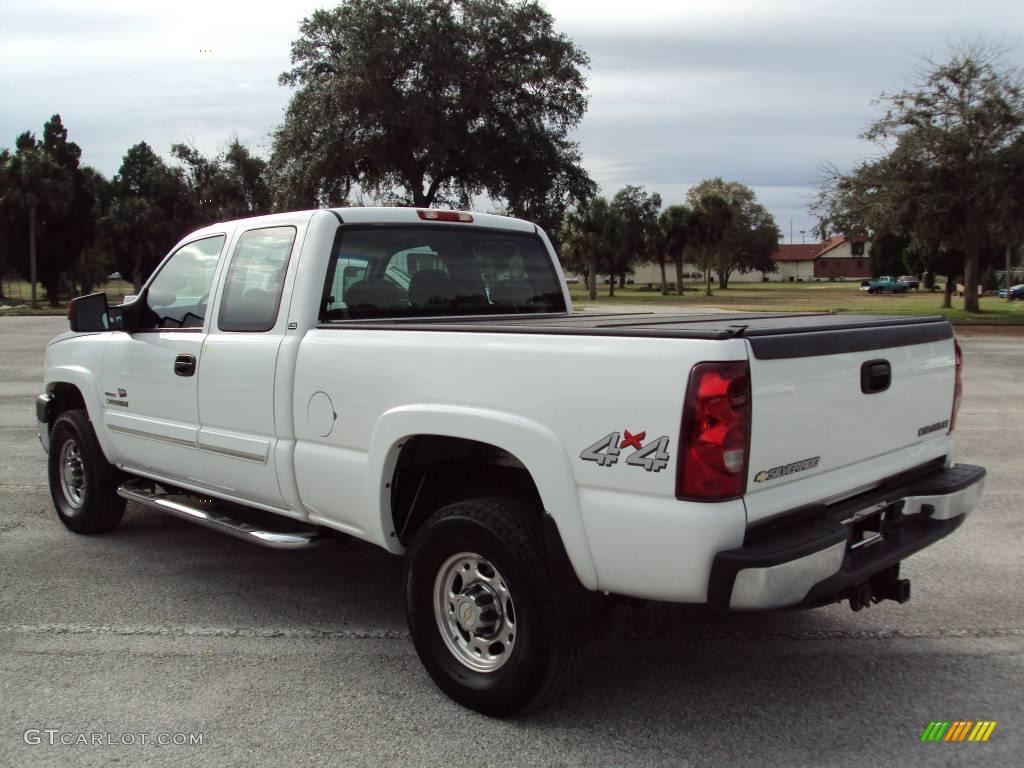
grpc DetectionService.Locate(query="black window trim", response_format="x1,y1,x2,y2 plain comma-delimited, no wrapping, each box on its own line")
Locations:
319,222,566,323
217,224,298,333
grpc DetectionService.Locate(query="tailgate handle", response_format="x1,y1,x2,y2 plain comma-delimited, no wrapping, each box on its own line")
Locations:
861,360,891,394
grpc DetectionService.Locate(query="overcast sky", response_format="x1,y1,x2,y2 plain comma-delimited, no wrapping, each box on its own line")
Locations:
2,0,1022,240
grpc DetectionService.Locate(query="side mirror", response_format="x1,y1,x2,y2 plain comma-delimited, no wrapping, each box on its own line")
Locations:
68,292,113,332
115,293,149,333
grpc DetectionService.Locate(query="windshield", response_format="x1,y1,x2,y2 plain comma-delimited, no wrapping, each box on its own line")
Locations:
320,225,566,321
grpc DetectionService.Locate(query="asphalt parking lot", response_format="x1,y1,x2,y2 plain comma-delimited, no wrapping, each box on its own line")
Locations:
1,316,1021,767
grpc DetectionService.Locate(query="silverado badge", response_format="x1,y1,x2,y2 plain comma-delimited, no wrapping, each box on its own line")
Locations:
754,456,820,483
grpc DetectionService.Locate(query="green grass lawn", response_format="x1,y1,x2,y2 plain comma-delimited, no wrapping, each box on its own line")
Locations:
570,281,1024,325
0,280,135,314
2,277,1021,325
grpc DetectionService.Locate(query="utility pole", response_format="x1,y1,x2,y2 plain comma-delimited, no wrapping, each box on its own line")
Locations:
789,218,793,245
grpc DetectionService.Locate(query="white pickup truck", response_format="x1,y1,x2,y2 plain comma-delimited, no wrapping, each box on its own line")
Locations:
37,207,985,715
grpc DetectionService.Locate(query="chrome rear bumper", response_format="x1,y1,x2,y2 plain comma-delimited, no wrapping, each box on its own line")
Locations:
709,463,986,611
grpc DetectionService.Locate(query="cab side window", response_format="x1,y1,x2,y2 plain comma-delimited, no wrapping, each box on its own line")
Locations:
146,235,225,328
218,226,297,332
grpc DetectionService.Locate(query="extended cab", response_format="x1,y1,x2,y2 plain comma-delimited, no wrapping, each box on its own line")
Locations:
37,208,985,715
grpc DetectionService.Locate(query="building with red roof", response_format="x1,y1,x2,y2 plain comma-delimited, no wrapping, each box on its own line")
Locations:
586,235,872,286
771,235,871,281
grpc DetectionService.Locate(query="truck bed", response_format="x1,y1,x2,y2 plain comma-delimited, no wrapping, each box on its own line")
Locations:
318,311,953,358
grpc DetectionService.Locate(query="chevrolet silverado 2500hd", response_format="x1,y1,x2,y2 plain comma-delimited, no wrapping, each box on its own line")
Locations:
36,207,985,715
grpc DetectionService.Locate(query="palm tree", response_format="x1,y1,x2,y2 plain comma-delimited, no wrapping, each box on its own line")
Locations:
0,133,71,308
560,197,624,300
658,205,690,295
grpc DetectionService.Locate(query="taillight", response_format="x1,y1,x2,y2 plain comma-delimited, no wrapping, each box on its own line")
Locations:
417,209,473,223
949,339,963,433
676,361,751,501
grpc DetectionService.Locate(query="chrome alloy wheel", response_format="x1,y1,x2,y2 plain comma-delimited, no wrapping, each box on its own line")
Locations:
59,438,87,510
433,552,517,672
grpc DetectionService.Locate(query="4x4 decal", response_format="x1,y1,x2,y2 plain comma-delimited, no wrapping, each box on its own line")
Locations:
580,430,671,472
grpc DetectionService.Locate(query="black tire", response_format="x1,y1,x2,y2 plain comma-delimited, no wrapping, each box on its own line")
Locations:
405,497,582,716
47,409,125,534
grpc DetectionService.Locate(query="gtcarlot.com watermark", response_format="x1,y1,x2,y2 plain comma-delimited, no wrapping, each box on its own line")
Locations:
24,729,204,747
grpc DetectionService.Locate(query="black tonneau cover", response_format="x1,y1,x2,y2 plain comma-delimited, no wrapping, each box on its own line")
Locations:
318,311,953,359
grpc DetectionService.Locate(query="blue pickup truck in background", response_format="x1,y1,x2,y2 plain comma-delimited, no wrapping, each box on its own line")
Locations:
862,277,909,294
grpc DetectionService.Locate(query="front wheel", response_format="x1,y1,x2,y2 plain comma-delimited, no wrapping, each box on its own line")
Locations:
405,497,582,716
47,409,125,534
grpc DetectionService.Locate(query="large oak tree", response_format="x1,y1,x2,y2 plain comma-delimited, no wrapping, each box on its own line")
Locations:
270,0,594,222
814,45,1024,312
685,193,733,297
685,178,779,290
172,137,271,223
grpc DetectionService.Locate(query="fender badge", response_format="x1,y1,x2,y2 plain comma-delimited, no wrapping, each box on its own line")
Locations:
580,430,671,472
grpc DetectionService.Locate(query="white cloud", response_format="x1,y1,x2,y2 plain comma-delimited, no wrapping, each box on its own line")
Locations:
1,0,1022,237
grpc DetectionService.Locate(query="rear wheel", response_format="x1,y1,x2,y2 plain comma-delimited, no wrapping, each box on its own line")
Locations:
47,409,125,534
405,497,582,716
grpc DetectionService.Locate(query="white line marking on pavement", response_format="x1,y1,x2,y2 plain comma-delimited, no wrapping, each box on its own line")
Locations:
1,623,1021,642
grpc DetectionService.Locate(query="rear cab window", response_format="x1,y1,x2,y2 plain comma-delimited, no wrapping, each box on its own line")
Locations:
219,226,297,332
320,226,566,321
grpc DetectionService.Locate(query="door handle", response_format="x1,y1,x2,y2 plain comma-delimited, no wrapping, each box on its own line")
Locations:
174,354,197,377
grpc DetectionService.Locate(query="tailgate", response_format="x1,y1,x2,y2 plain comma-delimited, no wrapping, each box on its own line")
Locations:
742,319,956,524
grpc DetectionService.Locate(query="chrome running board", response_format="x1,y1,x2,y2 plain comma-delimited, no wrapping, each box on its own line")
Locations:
117,480,325,549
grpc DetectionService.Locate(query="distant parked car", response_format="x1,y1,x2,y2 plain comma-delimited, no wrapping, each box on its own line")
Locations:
997,283,1024,300
107,271,123,281
867,278,909,294
898,275,920,290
